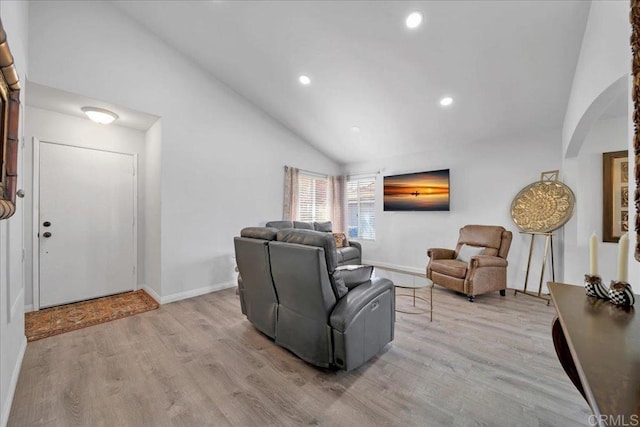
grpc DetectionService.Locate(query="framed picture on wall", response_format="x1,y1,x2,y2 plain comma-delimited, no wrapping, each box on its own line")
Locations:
603,150,629,242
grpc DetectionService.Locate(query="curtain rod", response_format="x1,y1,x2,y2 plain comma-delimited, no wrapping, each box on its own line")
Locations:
284,165,328,177
347,170,382,179
284,165,382,178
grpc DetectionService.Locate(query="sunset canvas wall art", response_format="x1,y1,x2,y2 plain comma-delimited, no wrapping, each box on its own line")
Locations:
383,169,450,211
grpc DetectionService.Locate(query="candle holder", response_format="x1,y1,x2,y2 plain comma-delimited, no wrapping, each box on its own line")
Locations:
608,281,636,307
584,274,609,300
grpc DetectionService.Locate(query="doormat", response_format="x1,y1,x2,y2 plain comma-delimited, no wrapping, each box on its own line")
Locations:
25,290,159,342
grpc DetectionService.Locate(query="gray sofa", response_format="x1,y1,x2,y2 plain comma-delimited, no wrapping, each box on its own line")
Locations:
234,227,394,371
265,220,362,266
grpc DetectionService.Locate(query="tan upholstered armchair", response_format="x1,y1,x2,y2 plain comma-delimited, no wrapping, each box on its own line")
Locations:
427,225,512,302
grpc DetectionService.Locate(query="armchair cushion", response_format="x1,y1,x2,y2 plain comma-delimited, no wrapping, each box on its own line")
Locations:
456,244,485,263
333,232,349,248
430,259,468,279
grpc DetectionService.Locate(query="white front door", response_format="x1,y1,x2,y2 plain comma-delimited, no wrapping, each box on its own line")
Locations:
38,141,136,308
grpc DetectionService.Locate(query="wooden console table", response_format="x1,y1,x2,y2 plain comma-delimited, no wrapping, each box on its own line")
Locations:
549,282,640,425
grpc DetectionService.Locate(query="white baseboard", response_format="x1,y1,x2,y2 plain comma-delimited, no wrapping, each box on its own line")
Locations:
1,335,27,427
141,284,161,304
146,281,236,305
23,304,33,313
364,259,425,276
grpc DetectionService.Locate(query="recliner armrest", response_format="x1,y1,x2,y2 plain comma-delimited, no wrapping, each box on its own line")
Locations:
470,255,507,268
427,248,455,260
348,240,362,252
336,264,373,289
329,277,394,332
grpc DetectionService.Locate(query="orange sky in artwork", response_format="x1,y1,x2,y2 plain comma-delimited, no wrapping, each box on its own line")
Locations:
384,172,449,196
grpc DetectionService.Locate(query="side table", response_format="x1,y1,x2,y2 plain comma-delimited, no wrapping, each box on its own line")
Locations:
395,279,434,321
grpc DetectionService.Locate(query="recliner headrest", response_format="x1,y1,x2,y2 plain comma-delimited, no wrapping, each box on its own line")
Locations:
240,227,279,241
293,221,314,230
265,220,294,229
276,229,338,272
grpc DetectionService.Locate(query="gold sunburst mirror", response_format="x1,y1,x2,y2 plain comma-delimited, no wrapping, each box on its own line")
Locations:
510,170,576,233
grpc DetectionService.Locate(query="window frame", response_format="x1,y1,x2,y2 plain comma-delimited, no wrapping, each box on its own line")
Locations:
297,171,329,223
346,175,376,241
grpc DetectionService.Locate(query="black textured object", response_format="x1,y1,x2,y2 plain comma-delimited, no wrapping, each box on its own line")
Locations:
584,274,609,300
608,281,636,307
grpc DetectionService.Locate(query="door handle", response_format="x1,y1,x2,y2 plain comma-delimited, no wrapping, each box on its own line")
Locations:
43,232,52,238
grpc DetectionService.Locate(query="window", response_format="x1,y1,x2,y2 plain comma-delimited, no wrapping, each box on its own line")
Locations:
297,172,329,222
347,176,376,240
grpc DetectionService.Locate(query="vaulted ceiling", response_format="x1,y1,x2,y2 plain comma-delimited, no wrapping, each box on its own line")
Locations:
114,1,591,164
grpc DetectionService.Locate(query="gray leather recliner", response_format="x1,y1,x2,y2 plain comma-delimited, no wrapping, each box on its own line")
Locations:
234,228,394,371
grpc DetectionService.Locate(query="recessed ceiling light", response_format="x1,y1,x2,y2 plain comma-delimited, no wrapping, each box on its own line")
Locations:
406,12,423,29
350,126,361,133
299,75,311,85
81,106,119,124
439,96,453,107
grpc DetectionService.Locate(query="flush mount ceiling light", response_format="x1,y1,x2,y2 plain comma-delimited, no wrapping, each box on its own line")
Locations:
405,12,423,29
298,75,311,85
81,107,119,124
439,96,453,107
350,126,361,133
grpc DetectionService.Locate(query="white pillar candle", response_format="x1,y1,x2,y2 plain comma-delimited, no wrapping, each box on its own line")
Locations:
589,232,598,276
617,233,629,283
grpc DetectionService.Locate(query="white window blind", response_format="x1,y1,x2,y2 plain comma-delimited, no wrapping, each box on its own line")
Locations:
297,172,329,222
346,176,376,240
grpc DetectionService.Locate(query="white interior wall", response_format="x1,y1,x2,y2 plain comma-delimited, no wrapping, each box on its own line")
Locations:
22,106,147,309
562,0,630,157
345,129,563,293
563,116,627,286
0,2,28,426
27,1,341,303
144,120,162,299
561,0,634,291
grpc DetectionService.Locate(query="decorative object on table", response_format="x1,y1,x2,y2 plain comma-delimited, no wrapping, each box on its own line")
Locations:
383,169,450,211
511,170,575,304
607,233,634,307
608,281,636,307
603,151,629,243
584,232,609,299
584,274,609,299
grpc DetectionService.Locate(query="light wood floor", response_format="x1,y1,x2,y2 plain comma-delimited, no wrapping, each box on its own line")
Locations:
9,286,591,426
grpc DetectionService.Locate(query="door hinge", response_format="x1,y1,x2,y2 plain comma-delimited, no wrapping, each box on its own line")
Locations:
133,266,136,276
22,249,25,262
